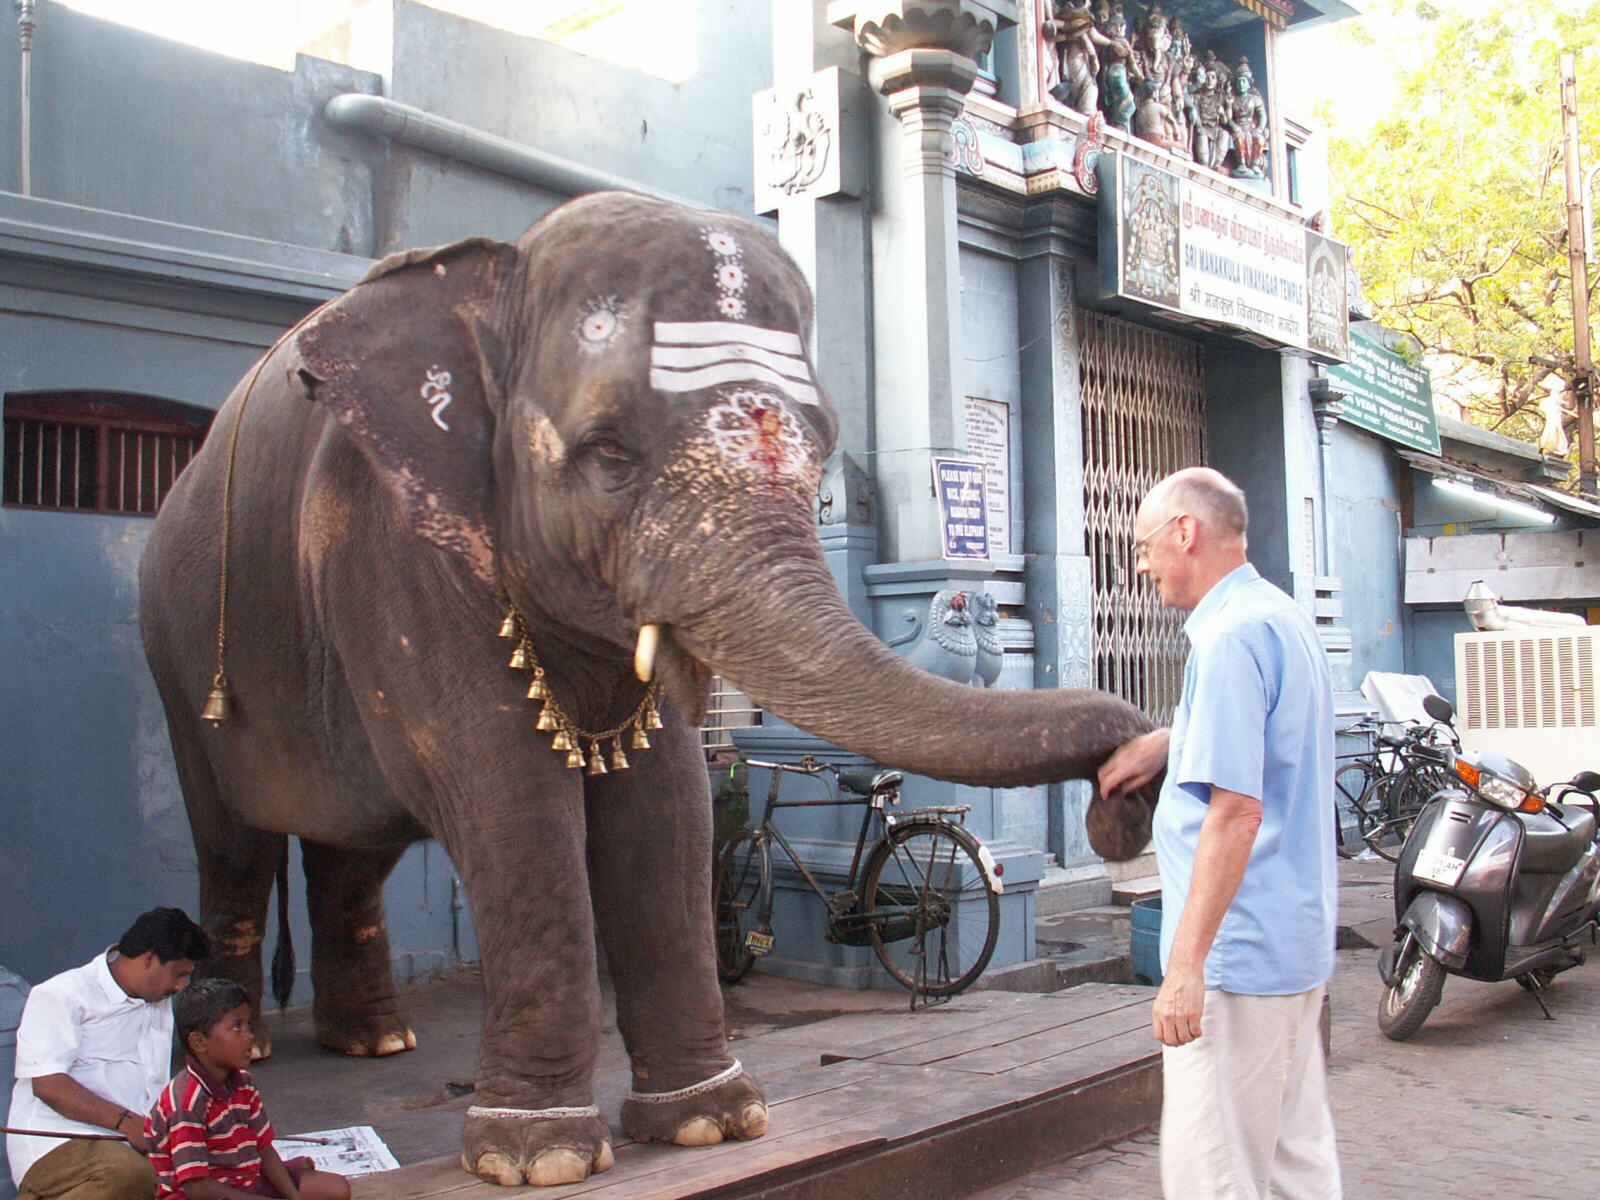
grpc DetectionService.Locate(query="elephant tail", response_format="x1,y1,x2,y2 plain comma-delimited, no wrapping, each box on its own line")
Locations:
269,838,295,1009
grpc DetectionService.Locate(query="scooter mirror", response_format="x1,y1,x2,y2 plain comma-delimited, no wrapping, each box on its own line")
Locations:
1571,770,1600,793
1422,694,1455,725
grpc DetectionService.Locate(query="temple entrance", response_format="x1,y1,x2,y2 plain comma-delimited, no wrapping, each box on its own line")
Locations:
1079,310,1206,724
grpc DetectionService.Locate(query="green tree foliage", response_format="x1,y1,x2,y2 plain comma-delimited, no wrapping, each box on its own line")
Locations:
1324,0,1600,455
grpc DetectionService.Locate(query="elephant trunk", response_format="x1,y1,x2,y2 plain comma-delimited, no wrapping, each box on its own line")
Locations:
654,503,1154,790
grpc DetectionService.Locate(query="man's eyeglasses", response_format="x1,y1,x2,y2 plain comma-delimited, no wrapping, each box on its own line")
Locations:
1133,513,1183,557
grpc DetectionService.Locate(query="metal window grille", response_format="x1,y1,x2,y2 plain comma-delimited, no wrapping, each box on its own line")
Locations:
3,396,204,515
700,675,762,755
1079,310,1206,725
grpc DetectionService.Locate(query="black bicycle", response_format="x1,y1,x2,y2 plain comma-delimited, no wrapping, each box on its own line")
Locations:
713,756,1002,1003
1335,714,1460,862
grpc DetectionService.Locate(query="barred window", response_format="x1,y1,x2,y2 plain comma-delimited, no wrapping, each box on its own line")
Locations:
3,393,210,516
700,675,762,756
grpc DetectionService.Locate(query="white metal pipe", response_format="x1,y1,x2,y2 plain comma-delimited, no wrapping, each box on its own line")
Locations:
17,0,35,196
322,93,706,210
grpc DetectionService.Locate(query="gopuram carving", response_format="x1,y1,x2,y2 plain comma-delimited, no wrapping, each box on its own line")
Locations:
1042,3,1271,182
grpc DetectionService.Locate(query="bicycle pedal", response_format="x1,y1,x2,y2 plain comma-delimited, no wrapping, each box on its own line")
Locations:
744,930,775,956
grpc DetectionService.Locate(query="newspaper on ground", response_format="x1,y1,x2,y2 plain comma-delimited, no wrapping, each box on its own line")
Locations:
276,1125,400,1177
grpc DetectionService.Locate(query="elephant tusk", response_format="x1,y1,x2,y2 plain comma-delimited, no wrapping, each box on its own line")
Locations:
635,624,661,683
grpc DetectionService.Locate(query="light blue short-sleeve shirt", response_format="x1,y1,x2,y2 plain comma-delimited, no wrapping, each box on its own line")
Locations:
1152,563,1337,995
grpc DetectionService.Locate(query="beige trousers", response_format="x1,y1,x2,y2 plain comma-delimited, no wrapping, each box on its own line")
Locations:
15,1140,155,1200
1160,986,1341,1200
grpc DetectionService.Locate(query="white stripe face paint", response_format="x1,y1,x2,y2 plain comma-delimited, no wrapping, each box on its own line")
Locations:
650,321,818,407
653,321,802,354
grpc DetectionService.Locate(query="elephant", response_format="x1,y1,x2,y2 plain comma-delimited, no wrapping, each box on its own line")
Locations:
138,191,1158,1188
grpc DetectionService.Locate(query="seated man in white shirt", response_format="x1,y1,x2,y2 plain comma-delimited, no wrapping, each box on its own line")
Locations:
8,908,207,1200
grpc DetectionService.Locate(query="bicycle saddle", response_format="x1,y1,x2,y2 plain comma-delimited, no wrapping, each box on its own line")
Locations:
838,766,902,796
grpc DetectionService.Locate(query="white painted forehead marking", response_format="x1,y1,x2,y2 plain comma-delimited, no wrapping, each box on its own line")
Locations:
650,321,818,406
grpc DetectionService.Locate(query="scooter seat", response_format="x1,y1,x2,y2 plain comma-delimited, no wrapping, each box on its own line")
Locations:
1519,807,1597,874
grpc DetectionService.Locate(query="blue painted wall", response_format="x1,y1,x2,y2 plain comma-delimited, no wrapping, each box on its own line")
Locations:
0,0,772,998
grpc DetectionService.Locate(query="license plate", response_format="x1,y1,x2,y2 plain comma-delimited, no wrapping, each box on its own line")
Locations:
1413,846,1467,887
744,930,774,956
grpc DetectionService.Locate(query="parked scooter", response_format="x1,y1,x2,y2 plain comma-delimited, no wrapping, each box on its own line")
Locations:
1377,694,1600,1040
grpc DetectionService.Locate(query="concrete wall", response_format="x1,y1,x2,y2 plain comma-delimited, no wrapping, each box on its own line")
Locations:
1328,423,1408,682
1204,341,1292,591
0,0,771,992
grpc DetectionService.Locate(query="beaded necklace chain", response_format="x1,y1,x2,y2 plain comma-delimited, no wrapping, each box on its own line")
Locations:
498,606,662,774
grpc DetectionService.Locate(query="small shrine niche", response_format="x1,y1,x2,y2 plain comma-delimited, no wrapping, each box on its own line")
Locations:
1041,0,1273,181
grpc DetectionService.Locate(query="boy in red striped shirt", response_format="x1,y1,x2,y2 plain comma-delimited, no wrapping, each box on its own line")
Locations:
145,978,350,1200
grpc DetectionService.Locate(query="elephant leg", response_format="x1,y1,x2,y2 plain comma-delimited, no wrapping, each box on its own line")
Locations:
174,728,284,1061
584,712,767,1147
300,839,415,1057
433,771,615,1187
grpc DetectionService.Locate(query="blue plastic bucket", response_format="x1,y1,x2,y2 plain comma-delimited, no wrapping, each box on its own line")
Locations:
1130,896,1163,986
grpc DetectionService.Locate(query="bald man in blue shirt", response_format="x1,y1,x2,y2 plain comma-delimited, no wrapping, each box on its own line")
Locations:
1099,467,1341,1200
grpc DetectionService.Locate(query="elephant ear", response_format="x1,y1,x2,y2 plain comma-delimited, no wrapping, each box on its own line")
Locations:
291,237,517,587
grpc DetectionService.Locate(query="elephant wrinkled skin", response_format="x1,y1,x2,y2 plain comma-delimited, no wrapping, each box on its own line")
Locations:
139,193,1156,1187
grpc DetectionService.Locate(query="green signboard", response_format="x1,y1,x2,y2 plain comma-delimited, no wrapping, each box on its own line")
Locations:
1327,330,1440,454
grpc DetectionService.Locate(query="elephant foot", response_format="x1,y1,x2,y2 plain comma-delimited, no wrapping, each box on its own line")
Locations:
315,1005,417,1057
621,1060,768,1147
461,1105,613,1187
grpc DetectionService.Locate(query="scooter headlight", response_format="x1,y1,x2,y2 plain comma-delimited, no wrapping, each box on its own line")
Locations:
1457,759,1538,811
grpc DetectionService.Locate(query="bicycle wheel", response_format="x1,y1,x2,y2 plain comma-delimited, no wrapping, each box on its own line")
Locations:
1359,772,1411,862
861,820,1000,998
1334,762,1377,859
713,828,769,984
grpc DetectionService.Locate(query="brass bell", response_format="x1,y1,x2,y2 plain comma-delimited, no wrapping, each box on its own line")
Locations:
631,726,651,751
644,703,664,731
498,611,520,639
565,747,586,770
509,638,534,671
201,674,233,725
526,670,551,701
585,743,608,776
535,703,560,733
551,729,575,752
610,740,630,771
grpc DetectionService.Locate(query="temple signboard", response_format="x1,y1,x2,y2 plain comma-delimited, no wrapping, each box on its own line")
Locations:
1327,329,1441,454
1098,153,1349,362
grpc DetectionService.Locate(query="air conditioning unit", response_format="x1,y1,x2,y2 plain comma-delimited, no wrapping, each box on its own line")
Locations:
1454,629,1600,787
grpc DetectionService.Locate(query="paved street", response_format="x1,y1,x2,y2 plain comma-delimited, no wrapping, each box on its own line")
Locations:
969,860,1600,1200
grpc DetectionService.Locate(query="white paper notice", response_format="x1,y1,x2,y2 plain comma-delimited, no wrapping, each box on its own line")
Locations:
277,1126,400,1177
963,397,1011,555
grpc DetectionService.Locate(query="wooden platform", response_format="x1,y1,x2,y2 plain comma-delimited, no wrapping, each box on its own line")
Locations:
358,983,1161,1200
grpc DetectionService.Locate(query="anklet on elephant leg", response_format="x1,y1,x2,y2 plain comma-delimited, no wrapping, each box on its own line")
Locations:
626,1061,744,1104
466,1104,601,1121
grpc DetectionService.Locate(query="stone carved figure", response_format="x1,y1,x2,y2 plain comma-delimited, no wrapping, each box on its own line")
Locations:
1132,76,1184,152
1092,0,1138,131
1191,57,1230,172
1130,4,1180,151
971,591,1004,688
1226,58,1269,178
138,192,1160,1188
1042,0,1100,116
887,589,977,683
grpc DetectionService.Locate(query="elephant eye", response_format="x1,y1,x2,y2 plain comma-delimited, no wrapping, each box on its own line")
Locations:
576,434,640,491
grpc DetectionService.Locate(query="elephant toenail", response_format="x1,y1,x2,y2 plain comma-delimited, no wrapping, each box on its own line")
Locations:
527,1149,589,1186
594,1142,615,1173
474,1152,523,1187
345,1042,372,1057
403,1028,417,1050
673,1116,724,1147
374,1032,410,1056
738,1103,769,1137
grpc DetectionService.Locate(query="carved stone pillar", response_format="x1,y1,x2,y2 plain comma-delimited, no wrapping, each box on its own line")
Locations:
835,1,995,562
